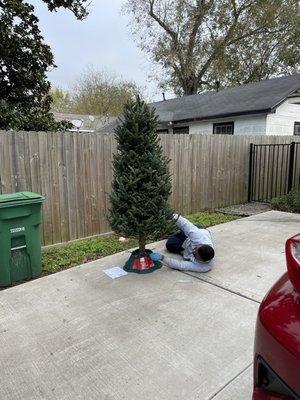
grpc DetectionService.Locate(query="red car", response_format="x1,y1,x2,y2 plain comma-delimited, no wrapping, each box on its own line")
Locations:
252,234,300,400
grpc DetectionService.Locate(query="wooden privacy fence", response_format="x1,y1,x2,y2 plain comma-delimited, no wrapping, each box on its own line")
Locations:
0,131,296,246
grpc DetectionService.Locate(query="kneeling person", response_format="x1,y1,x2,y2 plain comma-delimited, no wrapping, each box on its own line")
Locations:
150,214,214,272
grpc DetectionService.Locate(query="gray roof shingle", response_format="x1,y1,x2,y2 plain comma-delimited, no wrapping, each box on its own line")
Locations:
151,73,300,123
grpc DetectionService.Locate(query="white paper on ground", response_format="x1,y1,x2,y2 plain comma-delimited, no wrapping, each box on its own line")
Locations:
103,267,128,279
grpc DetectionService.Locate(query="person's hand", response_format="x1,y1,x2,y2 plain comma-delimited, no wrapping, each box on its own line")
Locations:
150,252,164,262
173,213,181,221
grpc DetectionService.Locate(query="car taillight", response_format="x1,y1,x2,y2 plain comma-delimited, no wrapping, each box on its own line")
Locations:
286,235,300,292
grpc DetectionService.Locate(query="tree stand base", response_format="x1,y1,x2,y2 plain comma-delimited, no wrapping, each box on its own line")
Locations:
123,249,162,274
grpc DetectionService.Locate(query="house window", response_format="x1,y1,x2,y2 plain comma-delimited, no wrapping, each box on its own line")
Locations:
173,126,189,134
294,122,300,135
213,122,234,135
157,129,168,134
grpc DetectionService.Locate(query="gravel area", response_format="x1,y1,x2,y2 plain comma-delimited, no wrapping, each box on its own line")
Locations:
217,202,272,217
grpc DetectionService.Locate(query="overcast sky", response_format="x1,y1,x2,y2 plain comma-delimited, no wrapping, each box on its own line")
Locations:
30,0,170,101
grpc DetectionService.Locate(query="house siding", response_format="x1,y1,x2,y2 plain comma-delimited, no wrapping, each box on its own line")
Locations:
163,100,300,136
266,99,300,135
177,115,267,135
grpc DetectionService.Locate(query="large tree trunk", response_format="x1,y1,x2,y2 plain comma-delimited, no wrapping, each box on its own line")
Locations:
139,235,146,255
182,75,199,95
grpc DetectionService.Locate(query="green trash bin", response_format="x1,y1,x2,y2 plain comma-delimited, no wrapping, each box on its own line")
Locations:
0,192,44,286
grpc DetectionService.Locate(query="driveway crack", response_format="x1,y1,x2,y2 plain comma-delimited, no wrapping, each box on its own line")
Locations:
206,363,253,400
182,271,261,304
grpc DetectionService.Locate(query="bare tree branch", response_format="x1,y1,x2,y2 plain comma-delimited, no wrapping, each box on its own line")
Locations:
127,0,300,95
186,0,207,58
148,0,178,41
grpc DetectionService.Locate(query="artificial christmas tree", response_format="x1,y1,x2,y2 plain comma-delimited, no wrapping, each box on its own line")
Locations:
108,98,174,273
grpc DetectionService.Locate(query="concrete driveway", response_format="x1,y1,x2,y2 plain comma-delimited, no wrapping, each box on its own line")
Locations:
0,211,299,400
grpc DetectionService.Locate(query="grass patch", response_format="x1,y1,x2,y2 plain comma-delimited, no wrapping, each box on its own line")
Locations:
186,211,239,227
271,188,300,213
43,236,138,273
42,211,240,274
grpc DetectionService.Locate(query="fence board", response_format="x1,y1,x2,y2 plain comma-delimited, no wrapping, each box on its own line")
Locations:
74,134,83,239
1,133,13,193
38,132,52,245
65,132,77,241
49,132,62,244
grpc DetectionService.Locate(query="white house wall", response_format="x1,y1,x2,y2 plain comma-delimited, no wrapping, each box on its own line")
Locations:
179,115,267,135
189,121,213,134
169,99,300,136
266,100,300,135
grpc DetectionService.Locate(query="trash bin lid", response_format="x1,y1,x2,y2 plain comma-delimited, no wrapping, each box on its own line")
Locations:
0,192,44,208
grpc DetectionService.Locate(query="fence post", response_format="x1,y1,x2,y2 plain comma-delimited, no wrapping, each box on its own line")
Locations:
288,142,296,192
248,143,254,202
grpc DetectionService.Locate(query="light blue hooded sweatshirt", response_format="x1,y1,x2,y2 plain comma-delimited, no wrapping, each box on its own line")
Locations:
163,214,214,273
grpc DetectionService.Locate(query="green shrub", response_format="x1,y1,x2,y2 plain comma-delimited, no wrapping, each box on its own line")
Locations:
271,188,300,213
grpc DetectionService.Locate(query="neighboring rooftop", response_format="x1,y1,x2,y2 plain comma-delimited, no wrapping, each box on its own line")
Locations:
53,112,117,132
151,73,300,123
98,74,300,133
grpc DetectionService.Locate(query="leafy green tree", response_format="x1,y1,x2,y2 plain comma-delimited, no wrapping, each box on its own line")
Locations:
0,0,88,131
71,69,142,117
41,0,88,18
126,0,300,96
109,99,174,256
49,70,143,118
50,87,73,113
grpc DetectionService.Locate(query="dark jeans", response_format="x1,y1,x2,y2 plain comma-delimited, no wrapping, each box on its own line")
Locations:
166,224,204,254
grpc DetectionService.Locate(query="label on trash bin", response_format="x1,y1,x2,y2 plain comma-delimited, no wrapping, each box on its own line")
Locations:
10,227,25,234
